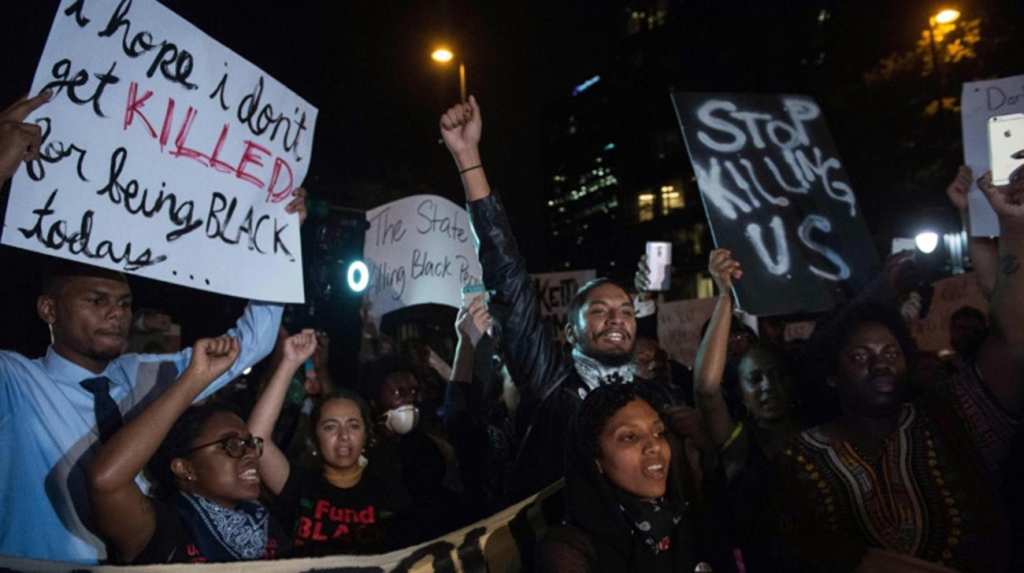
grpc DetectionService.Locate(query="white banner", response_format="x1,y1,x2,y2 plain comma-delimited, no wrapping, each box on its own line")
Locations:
961,74,1024,237
2,0,316,302
0,481,564,573
364,195,482,323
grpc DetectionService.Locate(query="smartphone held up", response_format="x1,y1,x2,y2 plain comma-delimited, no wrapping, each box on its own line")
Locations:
988,113,1024,185
645,241,672,291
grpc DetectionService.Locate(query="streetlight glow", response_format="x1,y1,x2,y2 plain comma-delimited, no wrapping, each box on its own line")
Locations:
933,9,960,24
915,232,939,254
431,48,454,63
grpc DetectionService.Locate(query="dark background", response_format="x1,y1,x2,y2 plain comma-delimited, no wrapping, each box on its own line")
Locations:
2,0,1023,357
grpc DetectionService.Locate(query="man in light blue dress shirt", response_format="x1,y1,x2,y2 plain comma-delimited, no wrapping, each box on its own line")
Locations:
0,93,306,563
0,262,288,565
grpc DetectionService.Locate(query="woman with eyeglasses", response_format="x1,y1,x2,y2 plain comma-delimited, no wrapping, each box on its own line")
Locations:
248,332,409,556
87,336,291,564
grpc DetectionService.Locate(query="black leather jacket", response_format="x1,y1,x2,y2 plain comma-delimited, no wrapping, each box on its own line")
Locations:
468,193,587,502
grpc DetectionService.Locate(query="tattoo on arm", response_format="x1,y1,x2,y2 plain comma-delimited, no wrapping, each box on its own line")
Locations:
1000,254,1020,277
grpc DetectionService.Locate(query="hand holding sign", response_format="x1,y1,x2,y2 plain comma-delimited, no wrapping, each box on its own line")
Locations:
284,186,308,227
708,248,742,294
0,90,50,183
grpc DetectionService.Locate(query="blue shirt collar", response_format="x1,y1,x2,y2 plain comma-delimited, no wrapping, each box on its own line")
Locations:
41,346,121,388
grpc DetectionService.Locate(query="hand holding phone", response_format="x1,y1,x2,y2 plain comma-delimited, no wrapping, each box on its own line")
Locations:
645,241,672,291
988,113,1024,185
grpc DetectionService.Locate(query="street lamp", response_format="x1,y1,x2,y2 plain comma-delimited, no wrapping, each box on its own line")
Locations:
926,8,960,89
933,9,960,25
431,46,466,102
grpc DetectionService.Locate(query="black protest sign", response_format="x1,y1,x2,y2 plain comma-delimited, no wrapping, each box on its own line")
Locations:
672,92,878,316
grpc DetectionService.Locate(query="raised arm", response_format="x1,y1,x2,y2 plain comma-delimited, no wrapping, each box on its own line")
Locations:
451,297,490,384
247,331,317,495
88,336,240,563
975,170,1024,414
947,165,999,297
441,98,570,407
693,249,743,446
440,95,490,202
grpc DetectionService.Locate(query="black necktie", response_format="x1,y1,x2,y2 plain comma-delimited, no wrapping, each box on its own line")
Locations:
79,376,124,443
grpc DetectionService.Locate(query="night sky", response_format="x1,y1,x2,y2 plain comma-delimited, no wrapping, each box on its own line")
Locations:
1,0,1022,354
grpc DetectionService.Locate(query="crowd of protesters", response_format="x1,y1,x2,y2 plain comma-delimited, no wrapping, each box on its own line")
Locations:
0,87,1022,573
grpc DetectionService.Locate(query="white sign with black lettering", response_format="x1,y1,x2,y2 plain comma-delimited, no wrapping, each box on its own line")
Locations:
363,195,482,322
961,74,1024,237
2,0,316,302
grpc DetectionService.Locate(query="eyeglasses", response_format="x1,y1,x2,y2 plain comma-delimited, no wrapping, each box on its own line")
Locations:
181,436,264,459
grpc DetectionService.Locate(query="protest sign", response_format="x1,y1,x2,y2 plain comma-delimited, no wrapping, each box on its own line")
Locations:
363,195,482,323
656,298,718,367
909,272,988,352
961,74,1024,237
672,93,878,316
2,0,316,303
530,269,597,340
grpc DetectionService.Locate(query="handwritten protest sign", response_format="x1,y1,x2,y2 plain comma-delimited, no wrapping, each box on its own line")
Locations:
961,74,1024,237
529,269,596,340
363,195,482,323
909,272,988,352
656,298,717,367
672,93,878,316
2,0,316,303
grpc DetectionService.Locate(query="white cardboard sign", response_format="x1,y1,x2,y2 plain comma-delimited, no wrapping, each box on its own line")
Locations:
363,195,482,322
961,74,1024,237
2,0,316,302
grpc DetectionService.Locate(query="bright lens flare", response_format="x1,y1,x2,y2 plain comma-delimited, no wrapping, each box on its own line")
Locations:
933,9,960,24
347,261,370,292
431,48,454,63
915,232,939,254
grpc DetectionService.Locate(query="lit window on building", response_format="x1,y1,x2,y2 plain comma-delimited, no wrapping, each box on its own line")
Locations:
696,274,715,299
638,192,655,222
660,185,684,214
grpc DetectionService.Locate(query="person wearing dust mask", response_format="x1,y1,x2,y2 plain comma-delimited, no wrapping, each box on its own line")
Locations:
358,356,466,544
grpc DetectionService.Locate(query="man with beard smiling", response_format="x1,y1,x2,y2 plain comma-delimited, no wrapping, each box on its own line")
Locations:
439,98,643,501
0,189,305,564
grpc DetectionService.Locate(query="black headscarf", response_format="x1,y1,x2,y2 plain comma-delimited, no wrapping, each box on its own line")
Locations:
562,383,696,573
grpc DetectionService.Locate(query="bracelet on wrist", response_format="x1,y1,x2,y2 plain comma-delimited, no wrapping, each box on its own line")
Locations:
460,164,483,175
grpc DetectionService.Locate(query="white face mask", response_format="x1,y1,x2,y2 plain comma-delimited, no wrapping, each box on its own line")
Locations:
384,405,420,435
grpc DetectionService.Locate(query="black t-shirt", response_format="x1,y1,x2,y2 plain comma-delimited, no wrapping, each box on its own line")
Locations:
131,497,289,564
275,465,408,556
